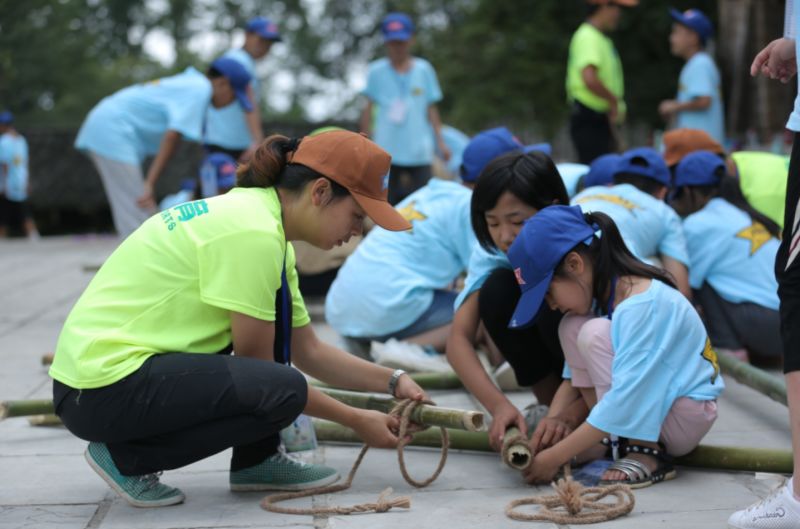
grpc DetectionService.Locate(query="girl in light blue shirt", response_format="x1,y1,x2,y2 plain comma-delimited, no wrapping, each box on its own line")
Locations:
670,151,783,361
507,205,722,489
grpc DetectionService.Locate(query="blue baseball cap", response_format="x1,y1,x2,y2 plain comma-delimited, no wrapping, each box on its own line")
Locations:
202,152,238,191
460,127,524,183
381,13,414,42
525,143,552,156
584,153,622,188
246,17,282,41
669,8,713,44
508,205,596,328
0,111,13,124
614,147,671,187
674,150,725,188
210,57,253,112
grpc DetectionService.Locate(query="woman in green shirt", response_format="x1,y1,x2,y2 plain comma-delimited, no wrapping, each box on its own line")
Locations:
49,130,425,508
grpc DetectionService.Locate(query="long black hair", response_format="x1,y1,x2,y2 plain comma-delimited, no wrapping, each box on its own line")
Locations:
554,211,678,312
471,151,569,251
674,169,781,238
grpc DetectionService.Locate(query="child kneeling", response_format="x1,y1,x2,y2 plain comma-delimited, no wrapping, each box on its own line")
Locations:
507,205,724,488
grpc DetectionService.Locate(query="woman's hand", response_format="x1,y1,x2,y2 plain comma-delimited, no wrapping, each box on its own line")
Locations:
528,416,574,454
350,409,402,448
393,373,428,401
522,449,561,484
489,401,526,452
751,38,797,83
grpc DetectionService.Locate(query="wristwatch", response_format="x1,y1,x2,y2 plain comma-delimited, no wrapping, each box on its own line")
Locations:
387,369,406,397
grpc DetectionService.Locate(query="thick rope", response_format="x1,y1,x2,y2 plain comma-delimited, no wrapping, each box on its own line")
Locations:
261,398,449,516
505,465,635,524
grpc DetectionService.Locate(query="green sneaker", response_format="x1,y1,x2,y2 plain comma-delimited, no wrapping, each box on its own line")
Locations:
229,450,339,491
84,442,185,508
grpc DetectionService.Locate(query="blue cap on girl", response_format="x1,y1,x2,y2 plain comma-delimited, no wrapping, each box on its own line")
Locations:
507,205,596,329
673,150,726,188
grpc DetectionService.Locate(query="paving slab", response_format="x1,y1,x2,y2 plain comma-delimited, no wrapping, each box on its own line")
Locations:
0,237,794,529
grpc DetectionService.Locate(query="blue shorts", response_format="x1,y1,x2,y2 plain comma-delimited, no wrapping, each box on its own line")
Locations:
361,289,457,342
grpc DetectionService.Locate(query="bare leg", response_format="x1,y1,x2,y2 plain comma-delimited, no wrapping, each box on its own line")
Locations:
404,324,451,353
530,372,561,407
789,372,800,498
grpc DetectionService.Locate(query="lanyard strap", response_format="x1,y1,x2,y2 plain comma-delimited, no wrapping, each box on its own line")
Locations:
274,249,293,365
606,276,618,320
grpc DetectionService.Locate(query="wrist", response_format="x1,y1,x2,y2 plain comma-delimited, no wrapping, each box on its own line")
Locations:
387,369,406,397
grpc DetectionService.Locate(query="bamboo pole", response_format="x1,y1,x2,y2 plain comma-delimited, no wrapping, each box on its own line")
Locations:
718,351,787,406
320,388,484,432
310,371,463,391
502,427,532,470
0,399,54,420
28,414,63,427
314,421,793,474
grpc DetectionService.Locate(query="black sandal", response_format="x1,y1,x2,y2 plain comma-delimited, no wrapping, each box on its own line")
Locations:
599,442,676,489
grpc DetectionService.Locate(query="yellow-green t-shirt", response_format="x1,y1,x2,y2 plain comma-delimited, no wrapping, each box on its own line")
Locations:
566,22,627,118
732,151,789,229
50,187,310,389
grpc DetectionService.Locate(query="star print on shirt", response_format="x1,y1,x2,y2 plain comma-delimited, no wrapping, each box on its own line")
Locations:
735,221,772,256
12,156,21,166
397,201,427,232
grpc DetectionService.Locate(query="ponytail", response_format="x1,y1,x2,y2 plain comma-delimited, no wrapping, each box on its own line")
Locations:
554,211,678,312
236,134,301,188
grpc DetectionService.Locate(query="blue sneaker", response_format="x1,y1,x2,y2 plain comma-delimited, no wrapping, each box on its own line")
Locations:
229,449,339,491
84,442,185,508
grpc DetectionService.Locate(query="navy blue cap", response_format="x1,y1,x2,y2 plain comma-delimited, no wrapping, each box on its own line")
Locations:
674,150,725,188
210,57,253,112
669,8,713,43
525,143,552,156
614,147,671,187
508,205,596,328
246,17,282,41
460,127,524,183
584,153,622,188
0,111,13,125
202,152,238,191
381,13,414,42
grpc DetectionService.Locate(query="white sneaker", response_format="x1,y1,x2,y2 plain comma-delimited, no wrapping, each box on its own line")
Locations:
493,361,522,391
370,339,453,373
728,479,800,529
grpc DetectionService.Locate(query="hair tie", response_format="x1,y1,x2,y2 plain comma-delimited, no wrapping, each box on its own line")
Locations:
283,137,301,162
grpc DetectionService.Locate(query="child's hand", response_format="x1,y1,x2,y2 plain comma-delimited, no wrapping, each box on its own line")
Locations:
528,416,574,454
751,38,797,83
351,409,402,449
522,449,561,484
489,402,526,452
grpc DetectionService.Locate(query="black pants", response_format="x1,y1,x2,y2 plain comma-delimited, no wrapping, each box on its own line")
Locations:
569,101,617,165
478,268,565,386
694,283,783,358
778,134,800,373
388,164,432,205
53,351,307,476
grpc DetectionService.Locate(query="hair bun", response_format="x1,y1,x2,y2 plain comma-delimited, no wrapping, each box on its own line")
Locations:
283,137,301,154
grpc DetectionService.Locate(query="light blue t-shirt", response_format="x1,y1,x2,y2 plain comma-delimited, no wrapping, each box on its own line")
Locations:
572,184,689,265
789,0,800,131
325,179,475,337
440,125,470,177
585,280,724,441
204,49,257,150
0,132,29,202
454,243,511,310
363,57,443,166
75,67,212,165
557,163,590,198
683,198,780,309
674,52,725,144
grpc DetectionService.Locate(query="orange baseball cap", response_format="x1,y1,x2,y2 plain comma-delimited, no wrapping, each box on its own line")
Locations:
289,130,411,231
587,0,639,6
662,128,725,167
